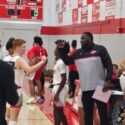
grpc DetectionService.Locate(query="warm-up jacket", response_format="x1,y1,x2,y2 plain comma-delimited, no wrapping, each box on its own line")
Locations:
59,43,113,91
0,60,18,125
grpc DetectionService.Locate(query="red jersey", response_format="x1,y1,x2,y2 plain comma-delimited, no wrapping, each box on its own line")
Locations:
27,45,48,80
27,45,42,60
34,46,48,80
68,48,77,71
41,46,48,57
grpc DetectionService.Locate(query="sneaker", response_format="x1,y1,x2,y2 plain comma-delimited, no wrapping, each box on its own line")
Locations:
26,97,35,104
36,98,44,104
40,96,45,101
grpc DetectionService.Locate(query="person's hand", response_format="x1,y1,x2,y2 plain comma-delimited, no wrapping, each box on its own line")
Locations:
102,80,113,92
41,55,47,63
57,41,65,48
54,93,59,102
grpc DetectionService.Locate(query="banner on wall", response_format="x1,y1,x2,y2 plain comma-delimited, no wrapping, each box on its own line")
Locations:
82,0,87,6
92,1,100,22
57,0,63,12
88,0,93,4
87,4,93,22
67,0,73,10
72,8,78,24
56,0,60,12
72,0,78,9
62,0,66,11
81,5,88,23
99,0,106,21
105,0,115,20
58,12,63,23
78,0,83,7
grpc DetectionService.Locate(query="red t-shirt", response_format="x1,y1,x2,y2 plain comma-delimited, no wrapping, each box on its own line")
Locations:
41,46,48,57
68,48,77,71
27,45,42,60
27,45,48,80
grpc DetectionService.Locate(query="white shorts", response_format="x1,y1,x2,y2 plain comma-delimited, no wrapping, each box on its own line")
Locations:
77,90,83,107
120,74,125,91
52,84,69,107
28,73,35,80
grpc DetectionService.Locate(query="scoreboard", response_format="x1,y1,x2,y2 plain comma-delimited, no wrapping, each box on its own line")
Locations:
0,0,43,21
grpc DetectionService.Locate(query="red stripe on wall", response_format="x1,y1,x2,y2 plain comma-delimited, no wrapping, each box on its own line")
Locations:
41,18,125,35
88,0,93,4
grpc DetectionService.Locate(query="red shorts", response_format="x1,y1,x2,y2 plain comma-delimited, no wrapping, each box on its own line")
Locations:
34,69,42,80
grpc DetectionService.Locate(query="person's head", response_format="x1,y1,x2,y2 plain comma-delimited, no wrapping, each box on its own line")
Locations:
54,40,62,59
13,39,26,56
71,40,77,48
6,37,15,55
33,36,43,46
80,32,93,49
55,39,70,59
54,47,60,59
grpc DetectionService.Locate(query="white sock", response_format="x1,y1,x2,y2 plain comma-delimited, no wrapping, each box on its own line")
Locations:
8,121,17,125
35,96,41,101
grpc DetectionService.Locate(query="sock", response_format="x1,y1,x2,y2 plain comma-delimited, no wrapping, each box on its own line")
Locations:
8,121,17,125
40,96,45,100
35,96,41,101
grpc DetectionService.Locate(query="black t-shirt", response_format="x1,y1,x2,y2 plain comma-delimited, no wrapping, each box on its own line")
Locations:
0,60,18,125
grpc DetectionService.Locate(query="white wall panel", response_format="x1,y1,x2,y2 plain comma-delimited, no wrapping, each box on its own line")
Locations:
42,34,125,68
121,0,125,18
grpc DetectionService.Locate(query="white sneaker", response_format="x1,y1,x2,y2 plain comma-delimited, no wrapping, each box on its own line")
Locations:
26,97,35,104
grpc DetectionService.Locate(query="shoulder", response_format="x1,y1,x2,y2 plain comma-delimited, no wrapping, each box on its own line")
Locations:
41,47,47,53
29,46,38,56
0,60,12,71
16,56,24,62
41,47,48,56
3,55,11,61
0,46,8,59
13,56,24,65
74,48,82,55
41,46,46,50
31,46,37,51
57,59,67,72
30,46,40,53
93,44,107,52
94,44,106,49
58,59,66,66
70,48,76,55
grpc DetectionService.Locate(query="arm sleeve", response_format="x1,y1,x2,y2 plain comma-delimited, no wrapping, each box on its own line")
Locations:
3,63,19,105
100,46,113,81
58,48,74,65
